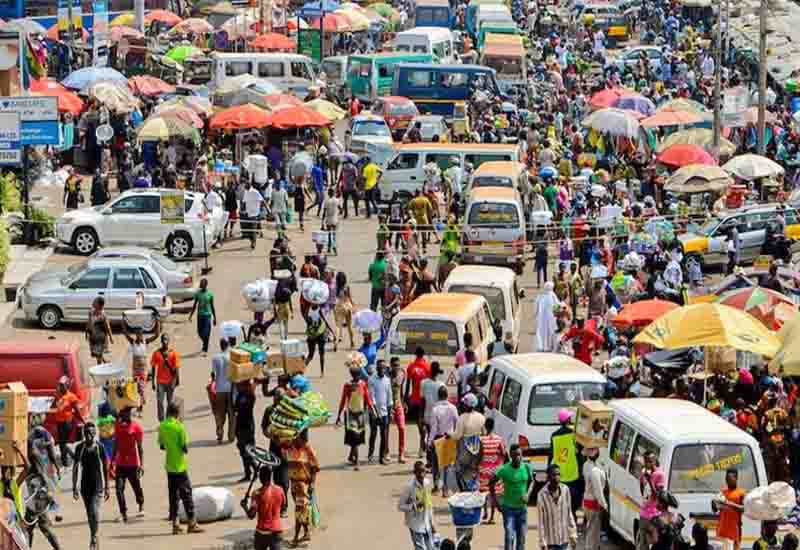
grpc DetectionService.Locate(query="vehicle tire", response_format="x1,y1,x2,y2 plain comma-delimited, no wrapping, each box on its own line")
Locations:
167,232,193,260
72,228,99,256
683,252,704,271
38,305,62,329
514,262,524,275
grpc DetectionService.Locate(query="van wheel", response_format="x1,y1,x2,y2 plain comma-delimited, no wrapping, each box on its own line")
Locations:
38,305,62,329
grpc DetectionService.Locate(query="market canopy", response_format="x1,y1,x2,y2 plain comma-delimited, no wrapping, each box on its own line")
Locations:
716,286,797,331
156,96,213,117
83,82,140,113
612,299,679,330
642,110,708,128
46,24,89,42
137,116,200,144
664,164,733,194
722,154,784,181
128,75,176,97
110,13,136,27
768,313,800,376
657,144,717,168
220,13,259,39
152,106,204,129
250,32,295,50
215,74,280,96
31,78,84,115
581,108,641,138
300,0,341,18
305,98,346,121
266,105,331,128
589,87,636,110
210,103,272,130
310,13,351,32
336,8,370,31
262,94,303,110
169,18,214,35
145,9,183,26
62,66,127,90
613,95,655,117
5,19,46,35
657,98,708,114
657,128,736,157
633,303,781,357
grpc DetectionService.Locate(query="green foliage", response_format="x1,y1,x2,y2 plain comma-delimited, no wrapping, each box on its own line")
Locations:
0,219,9,277
0,172,20,213
30,207,55,240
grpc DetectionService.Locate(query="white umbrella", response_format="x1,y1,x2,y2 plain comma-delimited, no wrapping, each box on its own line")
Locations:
722,154,784,181
581,108,641,138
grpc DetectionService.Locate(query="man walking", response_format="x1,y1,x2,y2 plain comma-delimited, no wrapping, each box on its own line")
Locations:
150,333,181,422
242,465,286,550
491,444,534,550
211,338,235,444
582,447,607,550
242,181,265,249
398,461,436,550
72,423,109,550
368,360,393,465
368,252,387,312
158,402,203,535
338,158,360,218
362,156,382,219
537,464,578,550
53,376,82,467
111,408,145,523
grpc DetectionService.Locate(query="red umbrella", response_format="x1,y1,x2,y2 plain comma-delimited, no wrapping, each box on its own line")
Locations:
145,9,183,26
657,144,717,168
589,88,637,109
612,299,679,330
251,32,295,51
45,24,89,42
641,110,708,128
128,75,176,97
262,94,303,110
210,103,271,130
266,105,330,129
30,79,84,115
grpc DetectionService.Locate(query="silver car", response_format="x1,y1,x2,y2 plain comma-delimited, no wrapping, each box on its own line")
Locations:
19,258,171,329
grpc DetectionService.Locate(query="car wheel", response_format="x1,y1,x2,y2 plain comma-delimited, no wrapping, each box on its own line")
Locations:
73,228,98,255
167,232,192,260
38,305,62,329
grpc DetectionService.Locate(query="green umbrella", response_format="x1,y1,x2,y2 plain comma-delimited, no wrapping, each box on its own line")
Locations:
165,45,202,63
368,2,397,19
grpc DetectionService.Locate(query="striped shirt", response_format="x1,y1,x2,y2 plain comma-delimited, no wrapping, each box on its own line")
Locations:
537,483,577,548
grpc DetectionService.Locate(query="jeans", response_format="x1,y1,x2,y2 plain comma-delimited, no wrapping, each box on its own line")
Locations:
115,465,144,517
254,531,283,550
501,506,528,550
82,492,102,540
342,189,359,218
536,260,548,287
325,223,338,252
156,383,175,422
56,421,74,467
409,529,435,550
213,391,235,442
167,472,194,522
370,287,384,312
197,314,212,353
368,414,389,460
365,186,379,218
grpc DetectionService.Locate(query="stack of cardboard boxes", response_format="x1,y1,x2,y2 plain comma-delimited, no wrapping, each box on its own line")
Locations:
0,383,28,466
230,348,258,383
265,340,307,376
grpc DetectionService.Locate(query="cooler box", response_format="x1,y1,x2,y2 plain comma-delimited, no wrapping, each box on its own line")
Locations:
230,348,251,364
0,383,27,417
238,343,266,364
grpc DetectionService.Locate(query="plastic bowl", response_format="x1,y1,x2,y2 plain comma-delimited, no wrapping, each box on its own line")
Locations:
89,362,126,385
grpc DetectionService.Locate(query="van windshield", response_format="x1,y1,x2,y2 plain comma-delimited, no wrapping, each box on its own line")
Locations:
468,202,519,226
670,444,759,494
390,319,458,355
448,284,505,321
528,382,605,425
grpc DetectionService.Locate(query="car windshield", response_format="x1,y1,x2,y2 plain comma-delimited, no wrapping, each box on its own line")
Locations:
353,121,391,137
698,218,721,236
389,103,418,116
528,382,606,425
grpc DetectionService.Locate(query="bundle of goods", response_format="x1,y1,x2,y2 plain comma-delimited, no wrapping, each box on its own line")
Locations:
0,383,28,467
447,492,486,527
281,339,308,375
743,482,796,521
178,486,234,523
297,391,331,427
122,309,154,330
269,394,312,441
631,233,657,255
229,347,257,383
107,378,140,412
238,342,266,364
300,278,329,305
241,279,276,312
353,309,382,333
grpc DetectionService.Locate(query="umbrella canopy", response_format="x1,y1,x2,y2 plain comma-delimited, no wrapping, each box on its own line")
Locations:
300,0,341,18
214,88,275,109
716,286,795,330
137,116,199,143
215,74,281,95
128,75,176,97
262,94,303,110
741,106,778,126
664,164,733,194
310,13,351,31
305,98,346,121
612,299,679,330
209,1,237,15
220,13,259,39
251,32,295,50
657,144,717,168
156,96,213,117
62,66,127,90
152,106,204,129
581,108,641,138
165,45,203,63
613,95,655,117
768,312,800,375
210,104,272,130
657,98,707,114
110,13,135,27
723,154,784,181
632,303,781,357
110,26,144,41
657,128,736,157
6,19,46,35
169,18,214,35
83,82,140,113
335,8,370,31
31,77,66,94
46,24,89,42
368,2,397,18
31,79,84,115
589,88,636,109
145,9,183,26
641,110,708,128
267,105,330,129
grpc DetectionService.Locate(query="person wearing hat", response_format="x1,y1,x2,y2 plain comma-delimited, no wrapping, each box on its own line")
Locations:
582,446,607,550
548,409,582,516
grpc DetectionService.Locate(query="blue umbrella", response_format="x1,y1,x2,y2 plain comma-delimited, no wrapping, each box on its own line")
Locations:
62,67,127,90
299,0,340,18
613,95,655,117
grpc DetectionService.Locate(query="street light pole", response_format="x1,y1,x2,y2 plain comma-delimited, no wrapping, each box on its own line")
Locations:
712,0,723,158
756,0,768,155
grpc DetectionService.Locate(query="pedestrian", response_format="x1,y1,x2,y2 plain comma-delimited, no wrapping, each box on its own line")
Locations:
52,376,82,468
535,242,548,287
397,461,436,550
27,413,62,521
282,430,320,547
321,188,342,254
547,409,582,516
304,302,333,378
234,380,257,482
334,271,355,349
479,417,506,524
24,466,60,550
427,385,458,497
111,407,145,523
367,359,394,465
188,277,217,355
311,160,325,216
292,174,310,231
368,251,387,311
390,356,407,463
536,464,578,550
420,363,445,456
211,338,235,444
405,347,432,458
491,444,534,550
338,159,360,218
636,451,666,550
242,180,265,249
336,364,375,471
362,156,382,218
271,181,290,237
122,322,160,416
86,296,113,365
534,282,559,352
242,465,286,550
0,442,27,525
713,468,745,550
450,393,485,492
582,447,607,550
150,332,181,422
224,178,240,239
72,423,109,550
158,401,203,535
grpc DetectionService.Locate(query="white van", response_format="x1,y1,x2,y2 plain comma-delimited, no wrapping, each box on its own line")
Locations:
442,265,524,350
394,27,457,63
481,353,606,479
475,4,515,34
210,52,319,98
462,186,527,274
604,399,766,547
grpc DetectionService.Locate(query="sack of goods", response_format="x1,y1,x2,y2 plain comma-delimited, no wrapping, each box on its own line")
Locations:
241,279,276,312
311,230,328,245
744,482,796,521
300,278,329,305
108,378,140,411
178,486,234,523
122,309,154,329
220,320,245,341
269,395,312,440
297,391,331,427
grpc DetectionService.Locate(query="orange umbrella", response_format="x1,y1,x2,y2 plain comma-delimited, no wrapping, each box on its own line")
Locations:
266,105,330,128
145,9,183,26
210,103,271,130
46,24,89,42
30,79,84,115
641,110,708,128
251,32,295,50
128,75,176,97
30,78,66,93
262,94,303,110
309,13,350,31
612,299,679,330
110,25,144,41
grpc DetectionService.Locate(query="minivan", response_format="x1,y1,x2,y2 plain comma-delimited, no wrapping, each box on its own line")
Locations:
462,186,527,273
210,52,319,98
394,27,457,63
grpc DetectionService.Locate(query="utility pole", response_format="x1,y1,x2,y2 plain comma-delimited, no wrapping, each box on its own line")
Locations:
67,0,75,53
712,0,723,159
756,0,768,155
135,0,146,34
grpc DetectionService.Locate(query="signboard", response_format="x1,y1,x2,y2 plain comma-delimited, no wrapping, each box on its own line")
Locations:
58,0,83,41
160,190,185,224
297,29,321,62
92,0,109,67
0,96,59,146
722,86,748,128
0,112,21,166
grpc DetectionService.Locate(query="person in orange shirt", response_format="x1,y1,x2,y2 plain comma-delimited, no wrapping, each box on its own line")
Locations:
150,333,181,422
52,376,82,468
713,468,745,550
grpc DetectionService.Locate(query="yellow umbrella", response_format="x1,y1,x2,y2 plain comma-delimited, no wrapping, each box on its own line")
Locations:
632,303,781,357
770,312,800,375
137,116,200,144
305,98,346,121
110,13,136,27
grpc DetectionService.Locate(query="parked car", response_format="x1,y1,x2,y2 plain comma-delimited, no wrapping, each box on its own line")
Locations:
370,96,419,140
18,258,172,329
55,188,224,259
410,114,451,142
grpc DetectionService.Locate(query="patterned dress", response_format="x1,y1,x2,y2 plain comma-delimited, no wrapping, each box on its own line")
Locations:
283,442,320,527
478,433,506,495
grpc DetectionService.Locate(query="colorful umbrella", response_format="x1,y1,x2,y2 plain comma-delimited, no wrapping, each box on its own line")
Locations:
169,17,214,35
110,13,136,27
209,1,237,15
128,75,176,97
287,18,309,30
368,2,398,18
62,66,127,90
657,144,717,168
310,13,351,32
45,24,89,42
137,116,199,143
664,164,733,194
305,98,346,121
145,9,183,26
613,95,655,117
716,287,796,330
110,26,144,41
581,108,641,138
768,312,800,375
262,94,303,110
31,78,66,93
657,98,707,114
589,87,636,109
657,128,736,157
633,303,781,357
250,32,295,50
266,105,331,128
215,88,274,110
156,96,213,117
152,106,204,129
221,13,259,39
722,154,784,181
641,110,708,128
165,45,203,63
210,104,272,130
612,299,679,330
335,8,370,31
83,82,140,113
31,79,84,115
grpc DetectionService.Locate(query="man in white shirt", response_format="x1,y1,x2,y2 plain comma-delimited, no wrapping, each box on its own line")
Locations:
701,52,715,79
397,461,435,549
320,188,342,254
270,182,289,235
582,447,608,550
593,28,605,55
242,182,264,249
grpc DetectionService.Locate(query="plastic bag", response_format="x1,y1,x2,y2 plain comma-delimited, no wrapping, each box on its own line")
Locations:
744,482,796,520
311,491,321,528
178,486,235,523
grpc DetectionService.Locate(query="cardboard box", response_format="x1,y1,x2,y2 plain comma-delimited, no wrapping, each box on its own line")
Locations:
266,350,285,371
230,361,258,383
0,383,27,417
230,348,251,365
284,355,306,375
575,400,613,449
0,416,27,442
0,439,27,467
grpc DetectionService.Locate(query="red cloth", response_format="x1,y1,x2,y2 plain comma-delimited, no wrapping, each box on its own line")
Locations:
562,321,604,365
252,484,286,533
113,420,143,467
406,358,432,404
54,391,79,423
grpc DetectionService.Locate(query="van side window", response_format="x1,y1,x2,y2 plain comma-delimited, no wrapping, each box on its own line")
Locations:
291,62,311,80
225,61,252,77
609,421,636,468
499,377,522,420
258,62,284,78
482,303,494,327
629,434,661,479
408,70,432,87
488,368,506,408
378,62,395,78
389,153,419,170
426,153,456,171
465,153,512,168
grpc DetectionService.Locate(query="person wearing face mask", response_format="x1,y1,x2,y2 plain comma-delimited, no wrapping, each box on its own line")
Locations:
304,303,333,378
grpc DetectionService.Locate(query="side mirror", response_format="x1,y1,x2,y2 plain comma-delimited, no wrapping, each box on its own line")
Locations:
519,289,526,299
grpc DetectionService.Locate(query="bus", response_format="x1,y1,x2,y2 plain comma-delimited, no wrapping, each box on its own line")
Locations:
346,52,432,103
413,0,454,29
0,0,176,29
